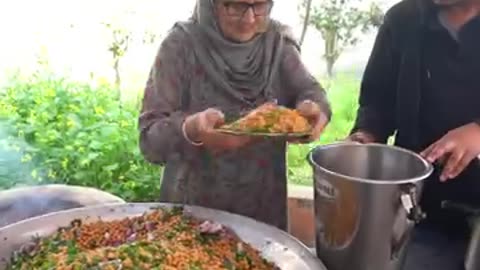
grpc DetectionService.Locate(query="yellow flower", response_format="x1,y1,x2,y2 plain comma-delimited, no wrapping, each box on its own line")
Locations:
62,158,69,169
94,106,105,115
31,169,38,179
97,77,110,86
48,169,56,179
68,105,80,112
21,154,32,163
45,88,56,97
80,159,89,166
67,119,75,128
48,135,55,141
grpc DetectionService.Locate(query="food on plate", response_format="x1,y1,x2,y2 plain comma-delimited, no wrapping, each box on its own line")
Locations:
220,103,311,134
7,206,279,270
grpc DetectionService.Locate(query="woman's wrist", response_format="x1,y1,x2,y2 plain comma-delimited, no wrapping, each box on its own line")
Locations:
182,117,203,146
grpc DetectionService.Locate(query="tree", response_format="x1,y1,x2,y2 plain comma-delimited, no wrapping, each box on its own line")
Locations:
300,0,384,77
299,0,313,46
101,11,160,100
69,11,161,101
103,22,133,96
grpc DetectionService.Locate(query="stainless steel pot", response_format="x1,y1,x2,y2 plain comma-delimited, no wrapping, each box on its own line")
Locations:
0,203,327,270
308,143,433,270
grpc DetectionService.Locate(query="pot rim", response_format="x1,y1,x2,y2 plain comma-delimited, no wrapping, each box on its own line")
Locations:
307,142,434,185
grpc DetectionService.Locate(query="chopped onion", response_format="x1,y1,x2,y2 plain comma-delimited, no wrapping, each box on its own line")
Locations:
198,220,224,234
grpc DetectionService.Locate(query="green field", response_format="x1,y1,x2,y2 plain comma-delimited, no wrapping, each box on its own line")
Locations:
0,70,360,202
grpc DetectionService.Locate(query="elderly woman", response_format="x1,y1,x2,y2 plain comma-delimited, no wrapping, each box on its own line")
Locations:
139,0,331,230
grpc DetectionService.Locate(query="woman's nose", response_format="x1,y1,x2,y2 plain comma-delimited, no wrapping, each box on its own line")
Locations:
241,8,256,24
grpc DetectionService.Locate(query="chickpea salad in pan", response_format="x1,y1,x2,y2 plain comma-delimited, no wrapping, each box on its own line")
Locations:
7,206,279,270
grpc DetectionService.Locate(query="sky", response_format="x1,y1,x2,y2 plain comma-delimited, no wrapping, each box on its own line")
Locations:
0,0,399,89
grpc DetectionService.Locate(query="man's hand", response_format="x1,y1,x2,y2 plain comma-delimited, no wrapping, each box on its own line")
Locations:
346,130,377,144
292,100,329,143
421,123,480,182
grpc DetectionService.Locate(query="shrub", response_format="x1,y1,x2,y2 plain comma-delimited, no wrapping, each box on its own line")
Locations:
0,72,161,201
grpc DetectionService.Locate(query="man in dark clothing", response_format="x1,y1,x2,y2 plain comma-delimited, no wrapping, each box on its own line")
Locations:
349,0,480,268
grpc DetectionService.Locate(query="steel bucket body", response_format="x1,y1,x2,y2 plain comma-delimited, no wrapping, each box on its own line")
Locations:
308,143,433,270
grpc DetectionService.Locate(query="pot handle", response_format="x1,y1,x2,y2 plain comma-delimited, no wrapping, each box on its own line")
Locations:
401,183,426,223
391,183,426,259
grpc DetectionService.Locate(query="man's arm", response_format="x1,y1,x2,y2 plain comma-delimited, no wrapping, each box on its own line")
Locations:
350,18,399,143
459,15,480,61
419,15,480,181
459,16,480,124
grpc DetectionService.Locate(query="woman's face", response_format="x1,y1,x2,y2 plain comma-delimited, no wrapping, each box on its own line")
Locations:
215,0,273,43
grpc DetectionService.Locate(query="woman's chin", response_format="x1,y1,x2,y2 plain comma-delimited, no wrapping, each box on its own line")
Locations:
224,32,257,43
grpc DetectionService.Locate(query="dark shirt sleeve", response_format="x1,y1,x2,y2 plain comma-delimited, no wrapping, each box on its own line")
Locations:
459,16,480,123
459,16,480,66
281,42,332,121
138,29,199,165
351,19,399,143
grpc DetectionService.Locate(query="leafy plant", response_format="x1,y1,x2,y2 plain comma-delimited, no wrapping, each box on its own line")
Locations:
0,71,161,201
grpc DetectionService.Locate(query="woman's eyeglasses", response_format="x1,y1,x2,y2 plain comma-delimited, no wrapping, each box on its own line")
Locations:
222,1,273,17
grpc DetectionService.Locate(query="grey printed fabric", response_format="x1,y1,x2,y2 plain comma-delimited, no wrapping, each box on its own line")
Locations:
138,0,331,231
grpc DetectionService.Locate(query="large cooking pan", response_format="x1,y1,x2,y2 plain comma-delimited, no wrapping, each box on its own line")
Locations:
0,203,327,270
0,184,125,228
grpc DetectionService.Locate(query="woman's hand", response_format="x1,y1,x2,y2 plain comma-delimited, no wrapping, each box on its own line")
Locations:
420,123,480,182
291,100,329,143
183,108,256,155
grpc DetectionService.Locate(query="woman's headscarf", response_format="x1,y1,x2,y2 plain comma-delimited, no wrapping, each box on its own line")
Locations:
175,0,298,105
